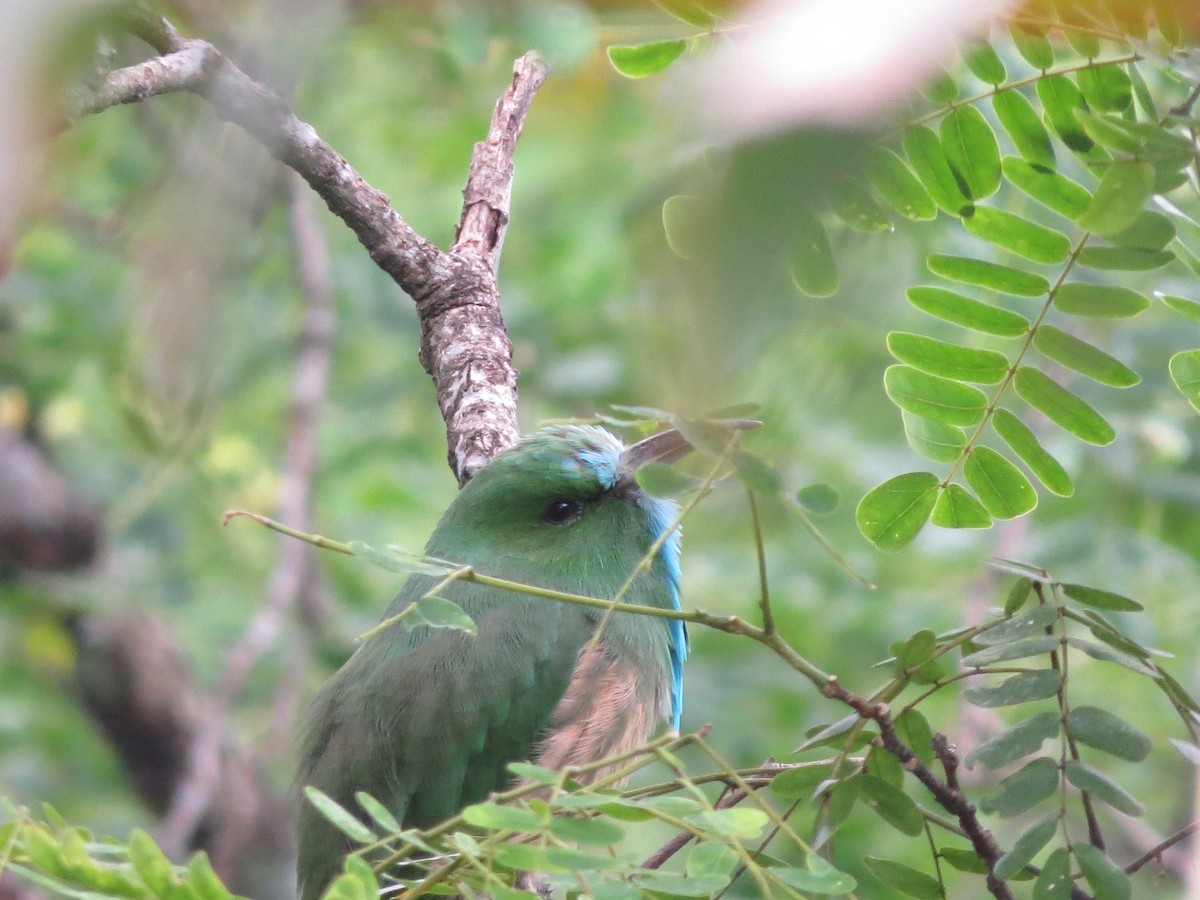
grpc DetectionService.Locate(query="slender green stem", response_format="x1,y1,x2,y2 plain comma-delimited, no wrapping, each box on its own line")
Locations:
906,55,1141,129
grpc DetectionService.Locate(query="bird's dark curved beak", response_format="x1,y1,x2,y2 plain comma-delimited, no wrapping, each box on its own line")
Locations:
615,419,761,490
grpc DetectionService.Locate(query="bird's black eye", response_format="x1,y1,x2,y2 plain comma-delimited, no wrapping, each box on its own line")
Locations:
543,498,585,524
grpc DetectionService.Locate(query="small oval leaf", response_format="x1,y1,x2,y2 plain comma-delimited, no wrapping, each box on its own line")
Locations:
902,127,974,216
962,635,1060,668
662,194,707,260
993,90,1056,170
941,106,1002,200
1076,161,1154,236
994,811,1060,881
884,365,989,426
1013,367,1116,445
991,409,1074,497
979,757,1060,817
858,776,924,836
1061,583,1143,611
1033,326,1139,387
1078,246,1174,271
1159,294,1200,323
1066,707,1152,762
863,857,943,900
963,42,1006,84
903,412,966,463
1075,844,1133,900
1038,75,1092,152
607,39,687,78
963,207,1072,263
856,471,940,551
869,148,938,221
887,332,1009,383
965,712,1060,770
907,286,1030,336
964,670,1063,708
931,483,993,529
1169,349,1200,412
964,446,1038,519
1034,847,1072,899
788,215,838,297
1001,157,1091,217
1053,283,1150,318
1064,760,1145,816
927,253,1048,296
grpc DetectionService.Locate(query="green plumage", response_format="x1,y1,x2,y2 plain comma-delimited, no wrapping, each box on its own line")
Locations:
295,427,684,898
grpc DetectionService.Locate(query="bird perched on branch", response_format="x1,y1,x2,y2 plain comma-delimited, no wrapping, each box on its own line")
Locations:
295,423,742,899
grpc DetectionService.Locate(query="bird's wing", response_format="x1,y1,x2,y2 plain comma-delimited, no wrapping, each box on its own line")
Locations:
295,575,593,898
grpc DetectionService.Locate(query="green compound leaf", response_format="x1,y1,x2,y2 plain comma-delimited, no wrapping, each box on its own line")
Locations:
1110,210,1175,249
941,106,1002,199
661,194,707,260
1077,246,1174,270
607,39,686,78
886,332,1009,383
907,286,1030,336
884,365,988,426
931,483,992,529
856,471,939,551
1035,847,1072,899
993,90,1056,171
964,41,1007,84
963,446,1038,518
1159,294,1200,323
1010,23,1054,68
1075,844,1132,900
979,757,1060,817
964,670,1063,708
1014,367,1116,445
1001,157,1090,217
1076,161,1154,236
1054,283,1149,318
1066,707,1152,761
965,712,1060,770
1061,582,1143,611
963,207,1071,263
788,214,838,297
858,775,923,836
868,148,938,221
962,635,1060,668
1033,325,1139,387
831,179,893,232
994,811,1060,881
1076,64,1133,112
1064,760,1145,816
1037,75,1092,152
902,126,974,216
903,412,966,463
1169,349,1200,413
863,857,942,900
927,253,1048,296
991,408,1074,496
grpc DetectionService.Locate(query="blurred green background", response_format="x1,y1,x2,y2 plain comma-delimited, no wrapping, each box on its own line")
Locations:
2,1,1199,897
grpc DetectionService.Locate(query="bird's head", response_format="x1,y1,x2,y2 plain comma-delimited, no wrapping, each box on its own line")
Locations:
430,425,695,573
